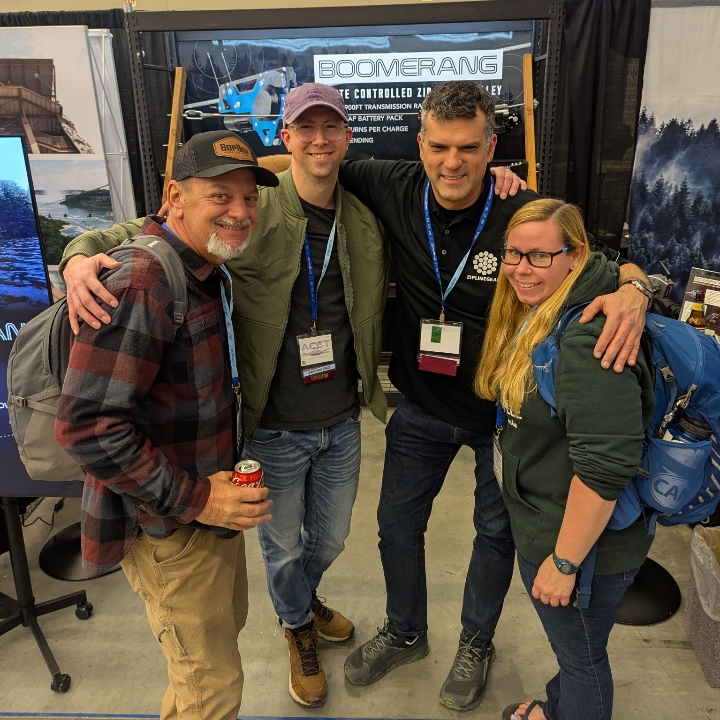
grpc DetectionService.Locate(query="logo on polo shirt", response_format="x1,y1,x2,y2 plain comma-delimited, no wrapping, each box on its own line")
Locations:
466,250,498,282
213,137,253,162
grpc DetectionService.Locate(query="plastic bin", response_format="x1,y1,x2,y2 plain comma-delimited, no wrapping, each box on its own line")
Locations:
684,526,720,687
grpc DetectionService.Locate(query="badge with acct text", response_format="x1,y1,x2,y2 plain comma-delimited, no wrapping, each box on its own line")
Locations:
298,332,336,384
417,319,462,376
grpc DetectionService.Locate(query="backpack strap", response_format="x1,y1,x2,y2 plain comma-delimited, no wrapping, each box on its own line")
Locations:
10,384,62,416
647,314,709,441
553,302,592,342
644,319,679,438
575,542,598,610
109,235,188,330
533,302,592,418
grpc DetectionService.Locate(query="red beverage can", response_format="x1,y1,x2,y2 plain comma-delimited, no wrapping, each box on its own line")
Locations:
231,459,264,490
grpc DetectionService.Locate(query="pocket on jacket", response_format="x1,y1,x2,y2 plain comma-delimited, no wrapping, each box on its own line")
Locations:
181,311,224,389
502,448,544,541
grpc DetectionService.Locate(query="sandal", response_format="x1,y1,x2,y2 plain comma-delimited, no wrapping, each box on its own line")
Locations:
501,700,543,720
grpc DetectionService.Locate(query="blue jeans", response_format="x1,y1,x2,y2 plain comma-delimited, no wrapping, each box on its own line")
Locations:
517,553,640,720
244,412,361,627
378,397,515,642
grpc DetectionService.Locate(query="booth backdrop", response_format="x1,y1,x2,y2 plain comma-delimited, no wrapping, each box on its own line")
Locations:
627,1,720,303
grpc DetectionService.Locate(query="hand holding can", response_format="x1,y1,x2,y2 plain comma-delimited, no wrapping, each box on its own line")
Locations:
231,460,264,500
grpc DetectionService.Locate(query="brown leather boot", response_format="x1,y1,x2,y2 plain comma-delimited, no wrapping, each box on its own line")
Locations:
311,593,355,641
285,623,327,707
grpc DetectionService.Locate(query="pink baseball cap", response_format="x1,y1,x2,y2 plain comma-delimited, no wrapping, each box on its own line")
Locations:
283,83,349,125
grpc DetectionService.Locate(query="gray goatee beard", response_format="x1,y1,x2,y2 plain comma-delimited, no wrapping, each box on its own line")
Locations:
206,219,253,261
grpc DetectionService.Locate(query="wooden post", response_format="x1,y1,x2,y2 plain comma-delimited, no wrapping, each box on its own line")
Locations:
162,67,187,205
522,53,538,193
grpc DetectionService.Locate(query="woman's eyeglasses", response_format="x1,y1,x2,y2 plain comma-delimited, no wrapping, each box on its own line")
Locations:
499,247,569,268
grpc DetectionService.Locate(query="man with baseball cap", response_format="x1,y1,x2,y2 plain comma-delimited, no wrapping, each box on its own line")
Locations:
58,85,389,708
55,132,275,720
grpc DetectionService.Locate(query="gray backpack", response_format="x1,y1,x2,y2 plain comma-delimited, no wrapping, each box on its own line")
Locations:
7,235,188,482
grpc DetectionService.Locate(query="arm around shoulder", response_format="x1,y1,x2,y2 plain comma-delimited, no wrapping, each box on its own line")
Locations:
59,218,144,280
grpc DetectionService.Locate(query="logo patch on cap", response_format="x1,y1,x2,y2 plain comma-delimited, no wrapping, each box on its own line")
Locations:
213,137,253,162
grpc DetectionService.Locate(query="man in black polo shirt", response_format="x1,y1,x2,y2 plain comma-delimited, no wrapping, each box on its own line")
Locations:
341,82,652,711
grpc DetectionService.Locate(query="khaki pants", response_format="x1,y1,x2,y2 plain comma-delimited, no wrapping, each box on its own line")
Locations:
121,528,248,720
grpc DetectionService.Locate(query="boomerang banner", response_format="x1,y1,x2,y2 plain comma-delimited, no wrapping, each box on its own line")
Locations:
176,23,532,161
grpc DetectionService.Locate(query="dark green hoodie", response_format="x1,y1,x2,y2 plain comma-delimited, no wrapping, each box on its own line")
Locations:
499,253,656,574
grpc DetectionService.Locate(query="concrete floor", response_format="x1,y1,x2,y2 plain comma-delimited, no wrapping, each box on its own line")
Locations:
1,411,719,719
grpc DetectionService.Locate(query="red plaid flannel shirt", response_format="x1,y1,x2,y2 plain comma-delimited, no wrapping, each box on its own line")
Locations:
55,217,237,572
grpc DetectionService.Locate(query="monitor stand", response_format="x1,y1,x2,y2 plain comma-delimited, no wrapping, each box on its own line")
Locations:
0,496,93,692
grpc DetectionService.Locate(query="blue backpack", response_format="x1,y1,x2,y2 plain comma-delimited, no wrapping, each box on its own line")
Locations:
532,305,720,608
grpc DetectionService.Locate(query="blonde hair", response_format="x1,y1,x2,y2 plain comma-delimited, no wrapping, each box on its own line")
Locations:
475,199,590,416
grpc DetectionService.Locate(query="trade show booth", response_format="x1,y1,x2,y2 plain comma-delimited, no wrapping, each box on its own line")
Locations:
2,0,720,716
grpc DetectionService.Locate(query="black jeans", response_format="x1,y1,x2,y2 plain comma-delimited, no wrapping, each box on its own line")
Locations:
377,397,515,642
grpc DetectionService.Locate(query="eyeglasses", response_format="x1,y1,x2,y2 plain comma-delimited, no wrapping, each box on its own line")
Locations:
288,122,347,143
500,247,569,268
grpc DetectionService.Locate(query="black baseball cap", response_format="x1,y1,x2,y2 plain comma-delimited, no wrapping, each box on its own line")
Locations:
173,130,279,187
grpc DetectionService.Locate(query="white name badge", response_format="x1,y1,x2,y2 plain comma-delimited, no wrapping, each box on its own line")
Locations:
493,434,503,490
297,332,335,384
417,319,463,376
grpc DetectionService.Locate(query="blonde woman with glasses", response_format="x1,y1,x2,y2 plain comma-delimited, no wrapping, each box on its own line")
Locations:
475,199,655,720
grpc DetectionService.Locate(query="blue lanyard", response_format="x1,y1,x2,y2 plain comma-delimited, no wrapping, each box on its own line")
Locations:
219,266,240,391
304,218,337,333
423,176,494,322
220,266,243,456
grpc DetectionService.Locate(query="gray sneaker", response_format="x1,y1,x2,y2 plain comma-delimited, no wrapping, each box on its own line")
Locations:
439,638,496,711
344,619,429,686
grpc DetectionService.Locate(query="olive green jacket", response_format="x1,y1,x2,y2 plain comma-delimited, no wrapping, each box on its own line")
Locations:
59,169,390,436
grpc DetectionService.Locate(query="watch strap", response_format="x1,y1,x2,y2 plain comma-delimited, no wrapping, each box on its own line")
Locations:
552,551,581,575
623,278,654,307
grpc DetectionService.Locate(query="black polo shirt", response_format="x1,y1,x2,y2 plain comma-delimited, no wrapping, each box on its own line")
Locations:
339,158,622,435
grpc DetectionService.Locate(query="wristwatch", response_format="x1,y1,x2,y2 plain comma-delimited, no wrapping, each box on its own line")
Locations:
552,552,581,575
622,278,654,308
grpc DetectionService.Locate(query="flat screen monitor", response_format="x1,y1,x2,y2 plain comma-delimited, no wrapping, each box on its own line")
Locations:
176,20,533,162
0,136,53,490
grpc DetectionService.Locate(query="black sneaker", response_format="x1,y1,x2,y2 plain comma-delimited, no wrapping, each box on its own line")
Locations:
344,619,429,686
438,638,495,711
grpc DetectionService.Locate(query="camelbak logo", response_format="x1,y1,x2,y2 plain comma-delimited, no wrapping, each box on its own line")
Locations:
653,478,681,501
315,50,503,85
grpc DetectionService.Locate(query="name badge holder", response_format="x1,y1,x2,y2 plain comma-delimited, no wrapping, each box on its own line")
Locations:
297,219,337,385
493,405,503,490
419,177,494,376
417,319,463,376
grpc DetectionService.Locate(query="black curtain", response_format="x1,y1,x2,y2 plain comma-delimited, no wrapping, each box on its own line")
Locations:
0,10,144,217
548,0,652,250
